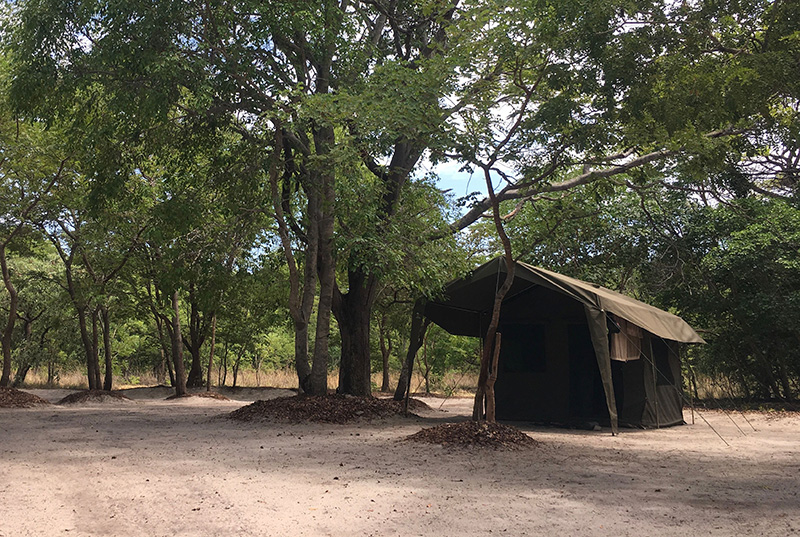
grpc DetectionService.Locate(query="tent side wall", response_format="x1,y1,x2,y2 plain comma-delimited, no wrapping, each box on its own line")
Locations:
494,287,615,425
494,320,571,422
640,337,684,427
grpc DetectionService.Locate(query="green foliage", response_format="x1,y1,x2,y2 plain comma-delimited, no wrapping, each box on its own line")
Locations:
504,182,800,400
672,199,800,399
4,0,798,396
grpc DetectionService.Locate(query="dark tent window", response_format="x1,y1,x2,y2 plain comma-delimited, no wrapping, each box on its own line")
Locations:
652,338,675,386
498,324,546,373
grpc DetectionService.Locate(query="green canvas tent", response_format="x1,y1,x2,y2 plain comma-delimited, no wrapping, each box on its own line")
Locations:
421,258,704,433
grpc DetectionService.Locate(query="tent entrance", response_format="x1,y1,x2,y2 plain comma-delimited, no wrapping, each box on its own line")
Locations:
567,324,609,422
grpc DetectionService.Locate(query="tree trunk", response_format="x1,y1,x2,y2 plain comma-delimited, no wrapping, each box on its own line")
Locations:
166,347,176,387
232,348,244,388
472,165,516,422
11,364,31,388
269,126,317,393
155,309,173,386
170,290,188,396
335,268,378,397
101,305,114,391
185,289,206,388
484,333,502,422
378,315,392,392
420,332,431,394
91,308,102,389
12,319,41,387
76,307,98,390
307,124,337,396
186,344,204,388
310,239,334,395
0,245,17,387
206,312,217,392
394,302,430,401
220,341,228,387
47,358,56,386
155,345,167,385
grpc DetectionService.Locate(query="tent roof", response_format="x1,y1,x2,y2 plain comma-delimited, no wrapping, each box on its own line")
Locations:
425,258,705,344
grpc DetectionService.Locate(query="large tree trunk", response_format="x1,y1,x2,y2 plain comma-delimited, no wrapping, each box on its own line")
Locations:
335,268,378,397
185,288,206,388
378,314,393,392
0,245,17,387
90,308,102,389
76,307,98,390
170,290,188,396
186,344,204,388
101,305,114,391
306,123,337,396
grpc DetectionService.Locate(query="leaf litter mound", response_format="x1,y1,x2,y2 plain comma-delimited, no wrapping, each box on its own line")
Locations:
165,391,230,401
57,390,133,405
228,395,430,424
0,387,51,408
405,421,540,450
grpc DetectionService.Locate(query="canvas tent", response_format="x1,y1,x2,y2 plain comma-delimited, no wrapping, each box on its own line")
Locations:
420,258,704,434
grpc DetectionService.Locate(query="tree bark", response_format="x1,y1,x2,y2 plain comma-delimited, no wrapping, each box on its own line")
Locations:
484,333,502,422
170,290,188,396
101,305,114,391
268,127,318,393
394,301,430,401
0,245,18,387
12,364,31,388
335,268,378,397
378,313,393,392
206,313,216,392
185,288,206,388
306,122,337,396
420,333,431,394
90,308,102,389
232,347,244,388
472,165,516,422
76,307,98,390
219,341,228,387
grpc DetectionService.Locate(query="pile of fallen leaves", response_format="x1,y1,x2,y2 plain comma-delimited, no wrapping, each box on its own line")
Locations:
228,395,429,424
0,387,50,408
57,390,132,405
404,421,539,450
165,391,230,401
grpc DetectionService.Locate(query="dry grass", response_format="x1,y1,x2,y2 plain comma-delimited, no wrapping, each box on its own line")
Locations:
17,367,480,397
20,370,90,390
691,373,750,400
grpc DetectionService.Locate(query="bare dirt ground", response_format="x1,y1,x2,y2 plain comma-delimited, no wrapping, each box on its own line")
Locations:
1,388,798,537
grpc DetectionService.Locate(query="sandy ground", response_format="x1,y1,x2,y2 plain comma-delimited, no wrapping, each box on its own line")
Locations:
1,388,798,537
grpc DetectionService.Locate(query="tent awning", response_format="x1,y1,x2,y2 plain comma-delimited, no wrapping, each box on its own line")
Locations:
425,258,705,344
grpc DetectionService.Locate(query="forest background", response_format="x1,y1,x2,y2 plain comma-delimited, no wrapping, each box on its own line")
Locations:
0,0,797,403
